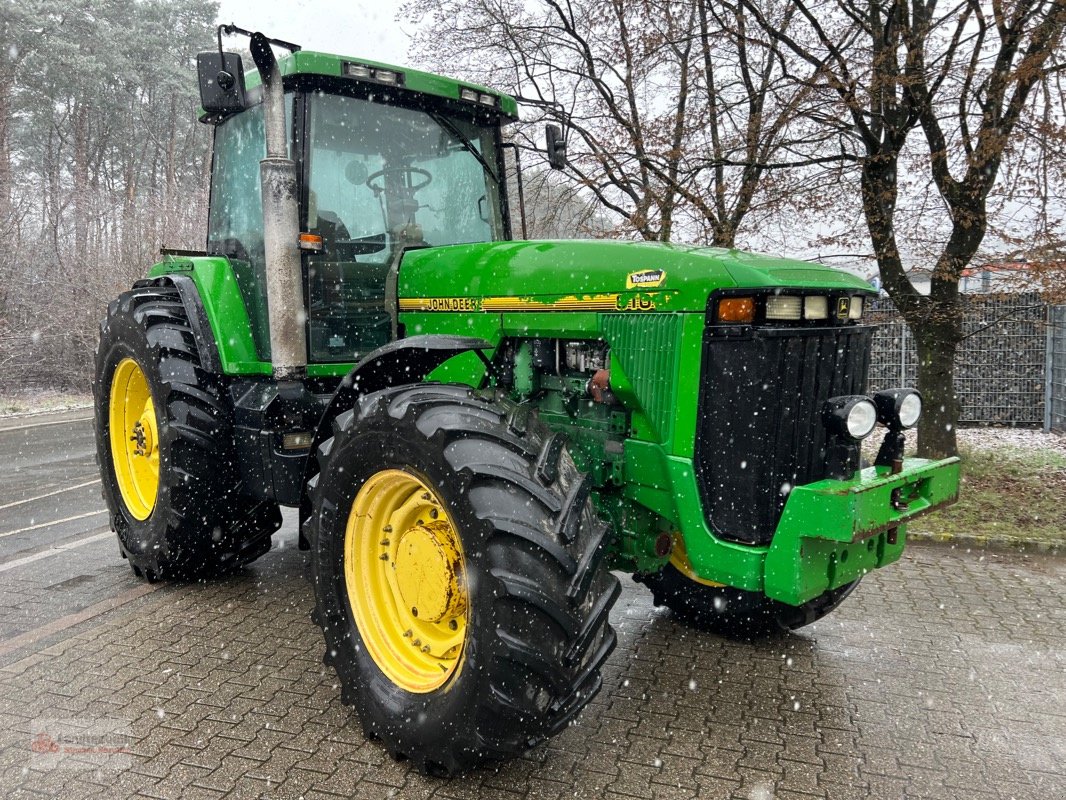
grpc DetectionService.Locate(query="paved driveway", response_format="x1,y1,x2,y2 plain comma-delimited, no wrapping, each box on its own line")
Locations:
0,412,1063,799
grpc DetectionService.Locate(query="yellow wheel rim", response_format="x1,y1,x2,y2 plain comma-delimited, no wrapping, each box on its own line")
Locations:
344,469,467,693
109,358,159,521
669,534,725,588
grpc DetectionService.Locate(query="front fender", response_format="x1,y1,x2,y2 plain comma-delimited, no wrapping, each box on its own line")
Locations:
299,335,493,529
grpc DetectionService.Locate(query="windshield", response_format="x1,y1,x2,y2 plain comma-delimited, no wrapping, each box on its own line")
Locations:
306,92,504,261
304,91,505,362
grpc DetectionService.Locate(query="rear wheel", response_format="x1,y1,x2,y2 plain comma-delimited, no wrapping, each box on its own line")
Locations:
309,384,620,775
94,286,281,580
640,539,859,637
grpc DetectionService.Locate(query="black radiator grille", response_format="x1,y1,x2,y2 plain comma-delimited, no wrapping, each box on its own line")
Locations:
694,324,873,545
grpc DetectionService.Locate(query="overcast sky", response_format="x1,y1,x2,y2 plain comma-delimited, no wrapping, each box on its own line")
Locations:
215,0,416,65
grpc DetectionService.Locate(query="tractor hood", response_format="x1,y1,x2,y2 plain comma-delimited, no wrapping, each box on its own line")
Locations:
398,240,873,314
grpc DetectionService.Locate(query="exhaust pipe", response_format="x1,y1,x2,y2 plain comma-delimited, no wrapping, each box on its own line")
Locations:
250,32,306,380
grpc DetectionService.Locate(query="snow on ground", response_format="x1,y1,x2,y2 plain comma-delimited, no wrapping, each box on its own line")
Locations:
0,390,93,417
955,426,1066,455
862,424,1063,462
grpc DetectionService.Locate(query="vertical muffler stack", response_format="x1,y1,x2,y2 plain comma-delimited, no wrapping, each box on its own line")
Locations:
249,32,306,380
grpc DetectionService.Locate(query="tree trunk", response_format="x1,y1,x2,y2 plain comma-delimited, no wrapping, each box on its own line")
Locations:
163,94,177,245
711,222,736,249
912,328,960,459
44,128,62,264
0,76,12,227
73,104,90,260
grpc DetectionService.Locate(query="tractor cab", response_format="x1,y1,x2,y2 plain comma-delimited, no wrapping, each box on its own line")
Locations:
201,44,515,364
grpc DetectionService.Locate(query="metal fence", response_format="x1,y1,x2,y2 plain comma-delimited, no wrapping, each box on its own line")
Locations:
1049,305,1066,433
868,293,1049,426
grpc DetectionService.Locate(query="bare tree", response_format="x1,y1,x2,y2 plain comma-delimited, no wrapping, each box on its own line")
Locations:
404,0,833,246
509,165,614,239
739,0,1066,457
0,0,215,392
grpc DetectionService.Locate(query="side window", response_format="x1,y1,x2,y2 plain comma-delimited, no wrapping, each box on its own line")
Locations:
208,106,266,256
206,99,293,361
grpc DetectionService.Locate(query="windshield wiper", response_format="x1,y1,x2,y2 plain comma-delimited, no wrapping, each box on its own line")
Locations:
428,111,499,185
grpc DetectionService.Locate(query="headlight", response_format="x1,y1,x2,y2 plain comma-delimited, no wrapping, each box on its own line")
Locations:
849,296,864,319
766,295,802,320
804,296,828,320
873,388,922,429
823,396,878,440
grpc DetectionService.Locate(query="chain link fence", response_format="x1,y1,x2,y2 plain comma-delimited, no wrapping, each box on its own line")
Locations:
1049,305,1066,433
868,293,1050,427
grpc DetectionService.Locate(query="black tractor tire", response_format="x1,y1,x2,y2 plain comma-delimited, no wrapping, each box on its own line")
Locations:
94,286,281,581
640,563,859,638
308,384,620,775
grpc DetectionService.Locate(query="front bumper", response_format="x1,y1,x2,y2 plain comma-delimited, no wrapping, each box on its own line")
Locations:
763,457,960,605
641,450,960,606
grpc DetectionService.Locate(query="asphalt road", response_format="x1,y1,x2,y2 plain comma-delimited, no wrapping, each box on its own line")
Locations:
0,409,126,642
0,411,1064,799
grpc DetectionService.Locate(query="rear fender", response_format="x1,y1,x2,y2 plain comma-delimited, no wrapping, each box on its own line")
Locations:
133,274,221,373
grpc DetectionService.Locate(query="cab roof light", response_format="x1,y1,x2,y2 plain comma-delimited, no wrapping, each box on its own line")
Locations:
717,297,755,323
344,62,405,86
460,87,480,102
478,93,497,106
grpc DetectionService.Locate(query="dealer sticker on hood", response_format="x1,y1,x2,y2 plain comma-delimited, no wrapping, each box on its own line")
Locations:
626,269,666,289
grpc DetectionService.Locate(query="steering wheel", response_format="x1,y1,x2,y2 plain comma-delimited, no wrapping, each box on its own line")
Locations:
365,166,432,195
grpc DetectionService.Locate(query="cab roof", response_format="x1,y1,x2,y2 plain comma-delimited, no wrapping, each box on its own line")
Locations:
241,50,520,120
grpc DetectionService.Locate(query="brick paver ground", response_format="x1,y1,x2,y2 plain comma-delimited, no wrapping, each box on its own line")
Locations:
1,540,1062,800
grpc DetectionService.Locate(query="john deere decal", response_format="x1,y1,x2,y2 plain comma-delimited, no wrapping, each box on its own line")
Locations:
626,269,666,289
399,297,482,312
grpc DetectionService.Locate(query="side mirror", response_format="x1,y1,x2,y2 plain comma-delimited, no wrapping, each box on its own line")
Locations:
546,124,568,170
197,51,247,116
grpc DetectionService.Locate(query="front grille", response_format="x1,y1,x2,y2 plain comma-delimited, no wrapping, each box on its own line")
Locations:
694,323,873,545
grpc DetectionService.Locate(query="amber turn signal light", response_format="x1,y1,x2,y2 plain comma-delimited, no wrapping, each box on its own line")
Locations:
717,297,755,323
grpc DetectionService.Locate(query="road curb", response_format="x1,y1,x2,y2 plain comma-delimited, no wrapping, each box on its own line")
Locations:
908,529,1062,555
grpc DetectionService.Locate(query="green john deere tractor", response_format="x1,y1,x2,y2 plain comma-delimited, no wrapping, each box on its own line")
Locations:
93,27,960,775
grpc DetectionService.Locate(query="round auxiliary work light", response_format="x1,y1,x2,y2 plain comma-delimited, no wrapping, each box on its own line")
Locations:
899,392,922,427
873,388,923,429
823,396,878,441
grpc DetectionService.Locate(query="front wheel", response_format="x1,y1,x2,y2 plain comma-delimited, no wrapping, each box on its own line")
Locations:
308,385,620,775
639,543,859,637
